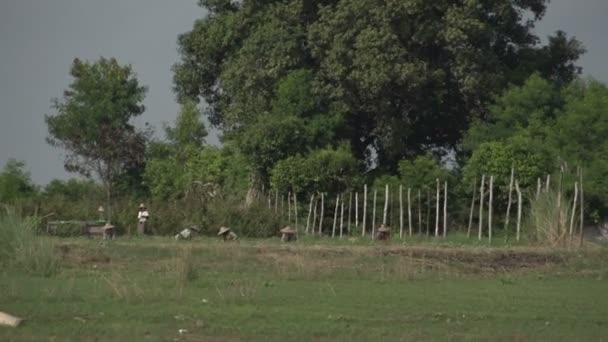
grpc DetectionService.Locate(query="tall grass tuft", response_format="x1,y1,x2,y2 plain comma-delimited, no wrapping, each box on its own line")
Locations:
528,190,573,246
0,207,61,277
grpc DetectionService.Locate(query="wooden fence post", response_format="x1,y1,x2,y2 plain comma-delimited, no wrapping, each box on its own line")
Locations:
288,192,292,223
347,192,352,236
545,174,550,192
569,181,579,243
579,168,584,247
478,175,486,241
339,197,345,238
536,178,541,200
443,181,448,238
372,189,378,238
383,184,389,225
417,189,422,234
515,180,522,242
306,194,315,234
426,188,431,236
504,167,514,240
488,175,494,244
467,177,477,238
362,185,367,237
355,192,359,232
408,188,413,237
294,192,298,232
435,179,440,237
319,193,324,235
312,195,318,235
399,185,404,239
332,194,340,238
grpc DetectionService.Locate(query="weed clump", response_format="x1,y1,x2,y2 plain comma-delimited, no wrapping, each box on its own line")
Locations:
0,207,61,277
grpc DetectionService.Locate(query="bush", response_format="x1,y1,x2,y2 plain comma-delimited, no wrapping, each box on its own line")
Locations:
0,207,61,277
528,190,577,246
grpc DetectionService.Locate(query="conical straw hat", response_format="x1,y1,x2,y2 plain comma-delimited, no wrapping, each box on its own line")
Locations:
218,226,231,235
280,226,296,234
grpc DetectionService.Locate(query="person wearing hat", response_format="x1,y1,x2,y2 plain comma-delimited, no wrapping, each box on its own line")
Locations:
280,226,297,242
376,224,391,241
102,222,116,240
218,226,238,241
175,226,200,240
137,204,150,235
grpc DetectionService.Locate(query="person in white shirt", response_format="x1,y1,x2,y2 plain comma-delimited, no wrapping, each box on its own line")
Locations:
137,204,149,235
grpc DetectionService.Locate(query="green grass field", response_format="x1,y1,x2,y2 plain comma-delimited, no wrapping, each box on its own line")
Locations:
1,236,608,341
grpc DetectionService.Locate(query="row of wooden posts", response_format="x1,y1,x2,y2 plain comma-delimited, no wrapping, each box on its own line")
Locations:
264,166,585,244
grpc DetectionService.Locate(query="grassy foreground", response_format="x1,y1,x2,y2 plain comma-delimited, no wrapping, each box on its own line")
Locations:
1,236,608,341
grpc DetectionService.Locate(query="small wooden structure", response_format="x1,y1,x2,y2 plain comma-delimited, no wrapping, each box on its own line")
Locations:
218,226,238,241
376,224,391,241
280,226,297,242
46,220,115,239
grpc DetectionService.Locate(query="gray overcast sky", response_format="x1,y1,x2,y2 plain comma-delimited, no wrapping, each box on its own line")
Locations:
0,0,607,185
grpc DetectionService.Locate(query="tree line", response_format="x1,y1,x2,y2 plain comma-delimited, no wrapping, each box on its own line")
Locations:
3,0,607,237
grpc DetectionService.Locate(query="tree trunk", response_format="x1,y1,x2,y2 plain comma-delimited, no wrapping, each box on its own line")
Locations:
332,195,340,238
515,180,522,242
383,184,389,225
435,179,440,237
488,175,494,244
478,175,486,241
467,177,477,238
504,168,514,240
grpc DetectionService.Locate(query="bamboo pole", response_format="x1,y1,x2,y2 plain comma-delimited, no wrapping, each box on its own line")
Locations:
268,192,271,210
467,177,477,238
488,175,494,244
362,185,368,237
435,179,440,237
504,167,514,240
417,189,422,234
332,194,340,238
347,192,352,236
515,180,522,242
536,178,541,200
383,184,389,225
545,174,551,192
408,187,413,237
443,181,448,238
312,195,318,235
426,188,431,236
339,197,345,238
294,192,298,232
579,168,584,247
478,175,486,241
288,191,292,223
306,194,315,234
399,185,404,239
275,189,278,214
569,181,579,241
355,192,359,231
319,193,324,235
372,189,378,238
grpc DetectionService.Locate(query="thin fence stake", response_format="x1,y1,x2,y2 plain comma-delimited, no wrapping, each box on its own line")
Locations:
372,189,377,238
347,192,352,236
504,167,514,240
339,197,345,238
435,179,440,237
579,168,584,247
383,184,389,225
515,180,522,242
569,181,579,243
319,193,324,235
408,187,413,237
467,177,477,238
399,185,404,239
362,185,368,237
488,175,494,244
306,194,315,234
417,189,422,234
478,175,486,241
332,194,340,238
443,181,448,238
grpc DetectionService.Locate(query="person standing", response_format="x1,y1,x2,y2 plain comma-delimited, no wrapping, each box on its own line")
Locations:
137,204,149,235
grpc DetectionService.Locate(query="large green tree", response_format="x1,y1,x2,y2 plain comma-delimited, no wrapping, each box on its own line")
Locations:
45,57,149,219
0,159,37,204
174,0,584,179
